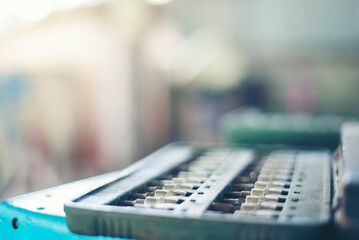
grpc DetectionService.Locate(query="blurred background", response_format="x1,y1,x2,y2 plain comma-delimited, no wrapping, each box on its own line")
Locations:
0,0,359,200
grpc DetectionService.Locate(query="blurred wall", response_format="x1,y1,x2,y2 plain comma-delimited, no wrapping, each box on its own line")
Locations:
1,0,359,199
0,2,157,199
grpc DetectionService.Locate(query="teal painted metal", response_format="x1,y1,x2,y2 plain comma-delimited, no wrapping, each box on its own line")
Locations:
0,167,134,240
0,201,105,240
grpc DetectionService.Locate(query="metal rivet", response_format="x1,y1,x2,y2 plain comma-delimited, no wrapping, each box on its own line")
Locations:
12,218,18,229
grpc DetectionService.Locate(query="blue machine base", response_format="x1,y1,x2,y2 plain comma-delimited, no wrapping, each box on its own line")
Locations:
0,170,131,239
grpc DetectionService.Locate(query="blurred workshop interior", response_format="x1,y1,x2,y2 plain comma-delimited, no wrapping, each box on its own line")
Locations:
0,0,359,200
